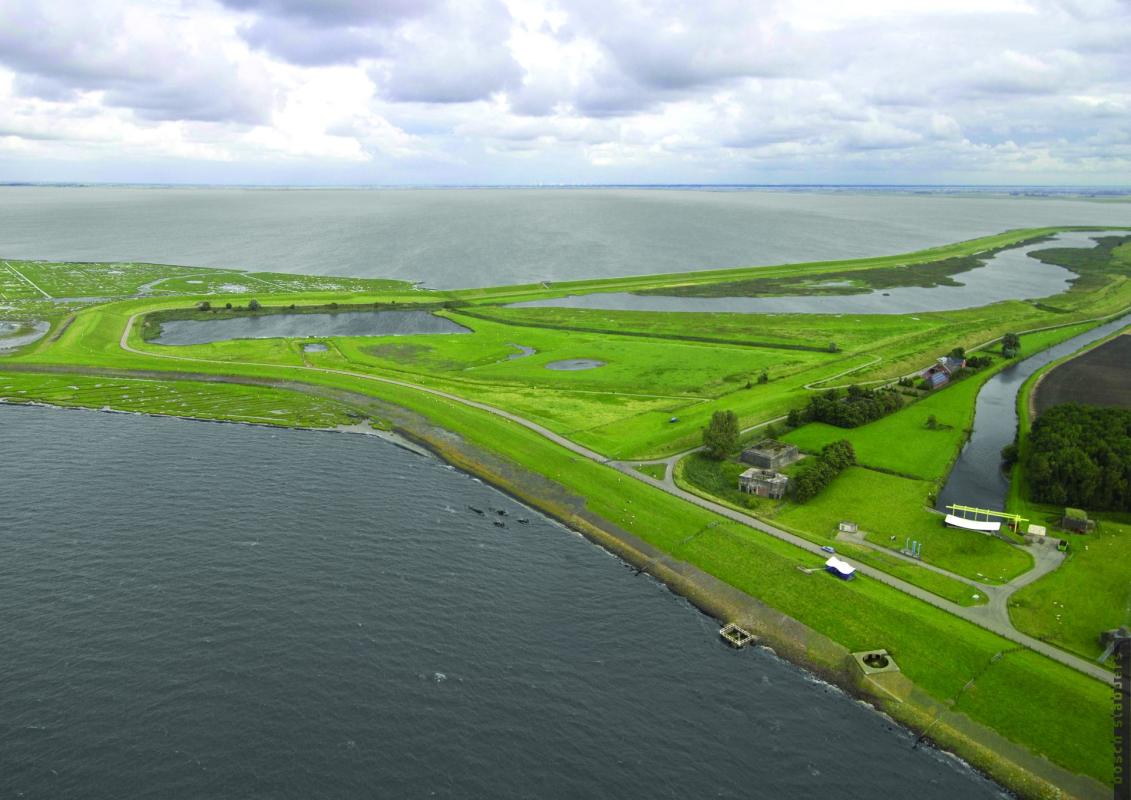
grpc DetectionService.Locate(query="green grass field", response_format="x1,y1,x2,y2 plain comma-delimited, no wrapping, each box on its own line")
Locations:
1,227,1128,787
773,466,1032,582
1009,517,1131,660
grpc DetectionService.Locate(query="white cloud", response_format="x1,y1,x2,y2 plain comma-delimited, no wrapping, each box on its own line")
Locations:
0,0,1128,183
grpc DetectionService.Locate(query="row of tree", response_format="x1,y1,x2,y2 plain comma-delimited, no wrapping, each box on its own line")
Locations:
1025,404,1131,510
795,385,903,429
791,440,856,503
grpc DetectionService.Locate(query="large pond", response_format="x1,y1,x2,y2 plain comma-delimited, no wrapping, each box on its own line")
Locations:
938,312,1131,511
0,405,1005,798
154,309,469,346
508,231,1102,316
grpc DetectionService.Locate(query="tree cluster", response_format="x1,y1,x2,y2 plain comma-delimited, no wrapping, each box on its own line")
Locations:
790,440,856,503
1025,404,1131,510
803,385,903,428
702,410,739,460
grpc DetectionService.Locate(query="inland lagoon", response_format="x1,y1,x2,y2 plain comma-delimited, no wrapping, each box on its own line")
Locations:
509,231,1100,316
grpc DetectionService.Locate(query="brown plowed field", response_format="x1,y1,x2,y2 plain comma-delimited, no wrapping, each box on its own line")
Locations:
1034,333,1131,416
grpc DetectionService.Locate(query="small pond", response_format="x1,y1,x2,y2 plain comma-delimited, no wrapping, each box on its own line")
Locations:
507,344,536,360
937,312,1131,511
509,231,1103,316
302,342,330,353
545,359,606,371
154,310,470,346
0,320,50,351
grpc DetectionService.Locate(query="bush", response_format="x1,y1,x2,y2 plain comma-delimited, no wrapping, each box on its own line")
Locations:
791,439,855,503
196,300,211,311
248,298,261,311
804,384,903,428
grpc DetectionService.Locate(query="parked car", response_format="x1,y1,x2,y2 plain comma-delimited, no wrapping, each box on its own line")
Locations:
821,545,836,554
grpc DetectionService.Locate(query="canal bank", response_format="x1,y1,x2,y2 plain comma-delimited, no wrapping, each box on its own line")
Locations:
938,311,1131,512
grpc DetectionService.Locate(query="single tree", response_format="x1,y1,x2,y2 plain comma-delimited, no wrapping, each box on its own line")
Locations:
786,408,803,428
197,300,211,311
702,410,739,460
248,298,261,311
828,341,839,353
1002,332,1021,357
757,370,769,385
949,346,966,361
926,414,939,430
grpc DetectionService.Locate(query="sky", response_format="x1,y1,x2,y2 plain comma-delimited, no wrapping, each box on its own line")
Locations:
0,0,1128,185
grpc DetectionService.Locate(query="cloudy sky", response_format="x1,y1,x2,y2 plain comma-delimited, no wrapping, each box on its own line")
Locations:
0,0,1128,185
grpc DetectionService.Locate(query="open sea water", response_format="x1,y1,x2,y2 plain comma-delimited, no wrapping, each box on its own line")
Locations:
0,186,1128,287
0,405,1007,798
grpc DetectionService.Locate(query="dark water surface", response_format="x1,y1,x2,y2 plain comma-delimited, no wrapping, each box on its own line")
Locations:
938,313,1131,510
1,186,1129,288
154,310,468,346
0,405,1006,799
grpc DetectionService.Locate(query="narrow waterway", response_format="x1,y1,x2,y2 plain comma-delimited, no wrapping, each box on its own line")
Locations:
937,313,1131,511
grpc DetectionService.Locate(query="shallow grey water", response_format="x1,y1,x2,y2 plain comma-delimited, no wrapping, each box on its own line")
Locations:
938,312,1131,511
0,405,1007,798
545,359,606,370
0,319,49,349
510,231,1098,315
1,187,1129,288
154,310,469,345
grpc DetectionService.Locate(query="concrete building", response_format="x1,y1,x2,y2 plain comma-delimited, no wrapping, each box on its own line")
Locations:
738,468,790,499
739,439,800,469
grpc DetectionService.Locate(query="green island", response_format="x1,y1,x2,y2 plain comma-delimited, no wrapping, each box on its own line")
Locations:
3,227,1130,799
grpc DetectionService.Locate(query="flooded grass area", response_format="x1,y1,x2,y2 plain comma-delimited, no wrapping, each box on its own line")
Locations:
154,309,471,346
544,359,606,371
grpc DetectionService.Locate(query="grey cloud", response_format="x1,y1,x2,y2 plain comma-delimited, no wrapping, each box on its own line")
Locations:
222,0,439,65
218,0,429,26
376,0,522,104
0,1,273,125
239,15,389,65
12,73,82,103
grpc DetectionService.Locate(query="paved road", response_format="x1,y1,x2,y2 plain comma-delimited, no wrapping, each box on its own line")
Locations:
33,311,1091,684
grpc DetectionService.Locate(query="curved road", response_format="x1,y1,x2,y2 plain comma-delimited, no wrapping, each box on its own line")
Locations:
86,312,1107,682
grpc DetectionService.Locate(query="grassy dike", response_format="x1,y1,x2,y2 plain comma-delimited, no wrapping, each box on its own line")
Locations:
2,356,1108,798
2,303,1115,798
